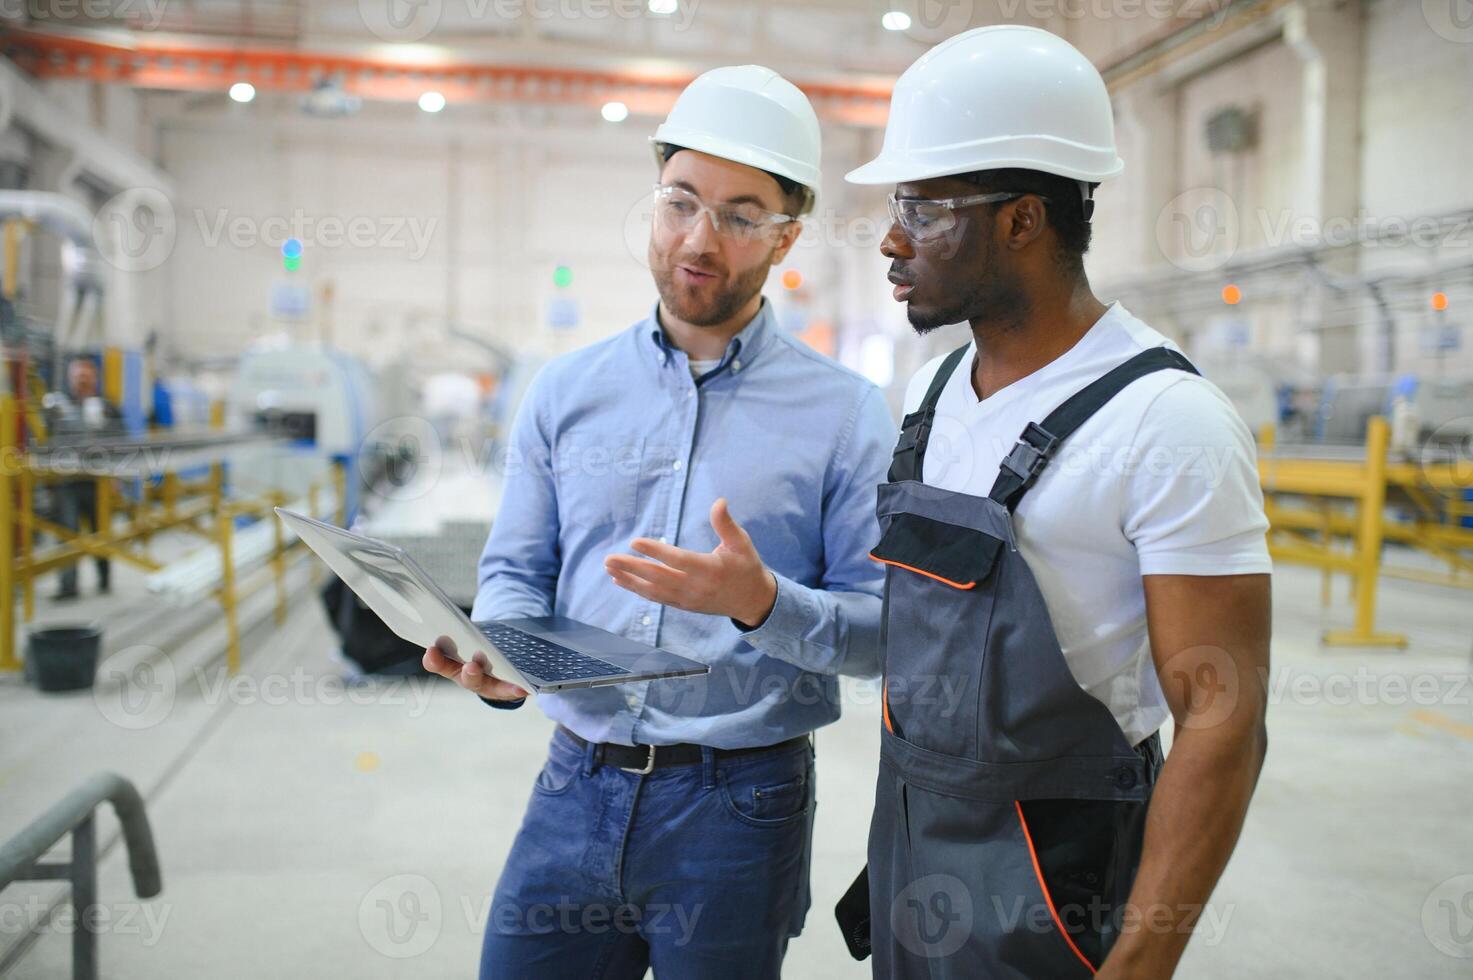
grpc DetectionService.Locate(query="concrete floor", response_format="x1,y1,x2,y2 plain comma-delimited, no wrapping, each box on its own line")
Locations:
2,555,1471,978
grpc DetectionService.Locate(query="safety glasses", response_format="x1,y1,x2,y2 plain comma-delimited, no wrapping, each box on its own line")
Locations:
887,191,1046,242
652,184,796,245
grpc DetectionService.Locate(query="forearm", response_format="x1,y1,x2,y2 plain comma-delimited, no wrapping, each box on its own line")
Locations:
471,525,559,622
470,569,555,622
1101,721,1268,977
736,571,882,678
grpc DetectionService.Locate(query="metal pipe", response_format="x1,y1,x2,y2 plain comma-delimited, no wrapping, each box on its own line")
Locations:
0,773,162,980
71,816,96,980
0,191,95,249
0,397,16,672
0,61,174,197
0,772,162,898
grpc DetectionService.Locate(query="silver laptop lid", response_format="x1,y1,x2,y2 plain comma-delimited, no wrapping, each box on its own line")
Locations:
276,508,533,690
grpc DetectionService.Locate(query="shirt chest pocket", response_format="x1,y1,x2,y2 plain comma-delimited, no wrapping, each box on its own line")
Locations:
553,434,644,529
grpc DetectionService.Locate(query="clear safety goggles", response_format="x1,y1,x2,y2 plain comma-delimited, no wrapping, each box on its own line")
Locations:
887,191,1047,242
652,184,796,245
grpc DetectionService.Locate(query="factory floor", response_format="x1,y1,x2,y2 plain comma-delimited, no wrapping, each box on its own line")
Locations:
1,556,1470,979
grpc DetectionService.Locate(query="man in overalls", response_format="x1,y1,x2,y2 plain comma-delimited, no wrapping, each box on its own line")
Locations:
839,26,1273,979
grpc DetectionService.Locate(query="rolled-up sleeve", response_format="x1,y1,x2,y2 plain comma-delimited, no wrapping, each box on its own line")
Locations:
736,385,894,678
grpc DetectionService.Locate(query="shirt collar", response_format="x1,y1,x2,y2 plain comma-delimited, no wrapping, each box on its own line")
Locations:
647,298,774,378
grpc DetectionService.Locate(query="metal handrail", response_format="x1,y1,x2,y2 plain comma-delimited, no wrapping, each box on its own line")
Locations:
0,772,162,980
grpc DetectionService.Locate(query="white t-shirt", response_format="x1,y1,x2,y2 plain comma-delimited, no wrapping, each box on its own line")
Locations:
689,358,721,379
902,303,1271,746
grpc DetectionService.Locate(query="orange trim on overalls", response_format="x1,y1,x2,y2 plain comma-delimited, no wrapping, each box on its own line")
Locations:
1014,800,1098,976
868,552,977,590
882,682,893,733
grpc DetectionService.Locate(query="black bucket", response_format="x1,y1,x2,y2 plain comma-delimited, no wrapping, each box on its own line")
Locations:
26,625,102,693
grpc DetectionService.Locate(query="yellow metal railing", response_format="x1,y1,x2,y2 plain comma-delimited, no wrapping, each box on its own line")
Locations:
1259,415,1473,648
0,396,346,674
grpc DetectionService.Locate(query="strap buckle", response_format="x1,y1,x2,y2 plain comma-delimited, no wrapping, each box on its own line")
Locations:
888,409,934,481
1000,422,1059,484
892,410,932,454
621,744,656,775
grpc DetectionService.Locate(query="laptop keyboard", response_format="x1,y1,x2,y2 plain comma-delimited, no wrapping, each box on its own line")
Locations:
480,625,626,682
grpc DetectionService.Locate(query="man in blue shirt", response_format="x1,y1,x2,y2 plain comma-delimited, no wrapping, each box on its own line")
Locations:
422,65,895,978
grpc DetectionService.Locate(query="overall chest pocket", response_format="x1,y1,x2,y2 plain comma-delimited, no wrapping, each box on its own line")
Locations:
870,510,1005,755
552,434,644,529
869,511,1003,590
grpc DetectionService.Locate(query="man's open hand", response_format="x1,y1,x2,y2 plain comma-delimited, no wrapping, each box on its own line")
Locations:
604,498,777,628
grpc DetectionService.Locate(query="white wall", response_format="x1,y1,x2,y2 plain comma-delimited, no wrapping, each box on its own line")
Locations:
1094,0,1473,379
151,96,909,385
1358,0,1473,374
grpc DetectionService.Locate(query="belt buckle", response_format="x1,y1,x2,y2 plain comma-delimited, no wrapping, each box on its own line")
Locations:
621,744,656,775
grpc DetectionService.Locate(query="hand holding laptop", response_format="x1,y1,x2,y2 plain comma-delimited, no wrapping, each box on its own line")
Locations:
422,639,529,701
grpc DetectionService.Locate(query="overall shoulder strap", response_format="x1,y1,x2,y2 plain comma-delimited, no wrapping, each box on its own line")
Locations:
987,347,1199,511
887,343,969,483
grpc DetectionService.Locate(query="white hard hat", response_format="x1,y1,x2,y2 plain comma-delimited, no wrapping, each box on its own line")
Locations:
653,65,821,215
846,26,1122,187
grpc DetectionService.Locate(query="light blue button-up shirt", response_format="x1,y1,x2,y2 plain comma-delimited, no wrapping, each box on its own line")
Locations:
472,299,896,748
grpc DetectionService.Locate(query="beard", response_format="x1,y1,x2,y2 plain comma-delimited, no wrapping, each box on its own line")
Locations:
906,236,1029,336
907,274,1030,336
651,245,774,327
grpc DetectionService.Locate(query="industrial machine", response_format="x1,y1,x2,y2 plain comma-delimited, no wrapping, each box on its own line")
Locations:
226,343,382,526
1314,376,1394,444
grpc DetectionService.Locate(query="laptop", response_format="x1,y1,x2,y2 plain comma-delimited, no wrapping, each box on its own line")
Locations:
276,508,710,694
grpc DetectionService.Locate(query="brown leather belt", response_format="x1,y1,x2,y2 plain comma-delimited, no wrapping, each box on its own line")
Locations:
557,725,808,775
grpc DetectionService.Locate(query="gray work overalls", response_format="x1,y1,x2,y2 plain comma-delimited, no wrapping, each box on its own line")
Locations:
836,344,1198,978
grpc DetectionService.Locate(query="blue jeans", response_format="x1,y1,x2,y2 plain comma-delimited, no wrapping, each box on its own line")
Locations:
480,727,816,979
